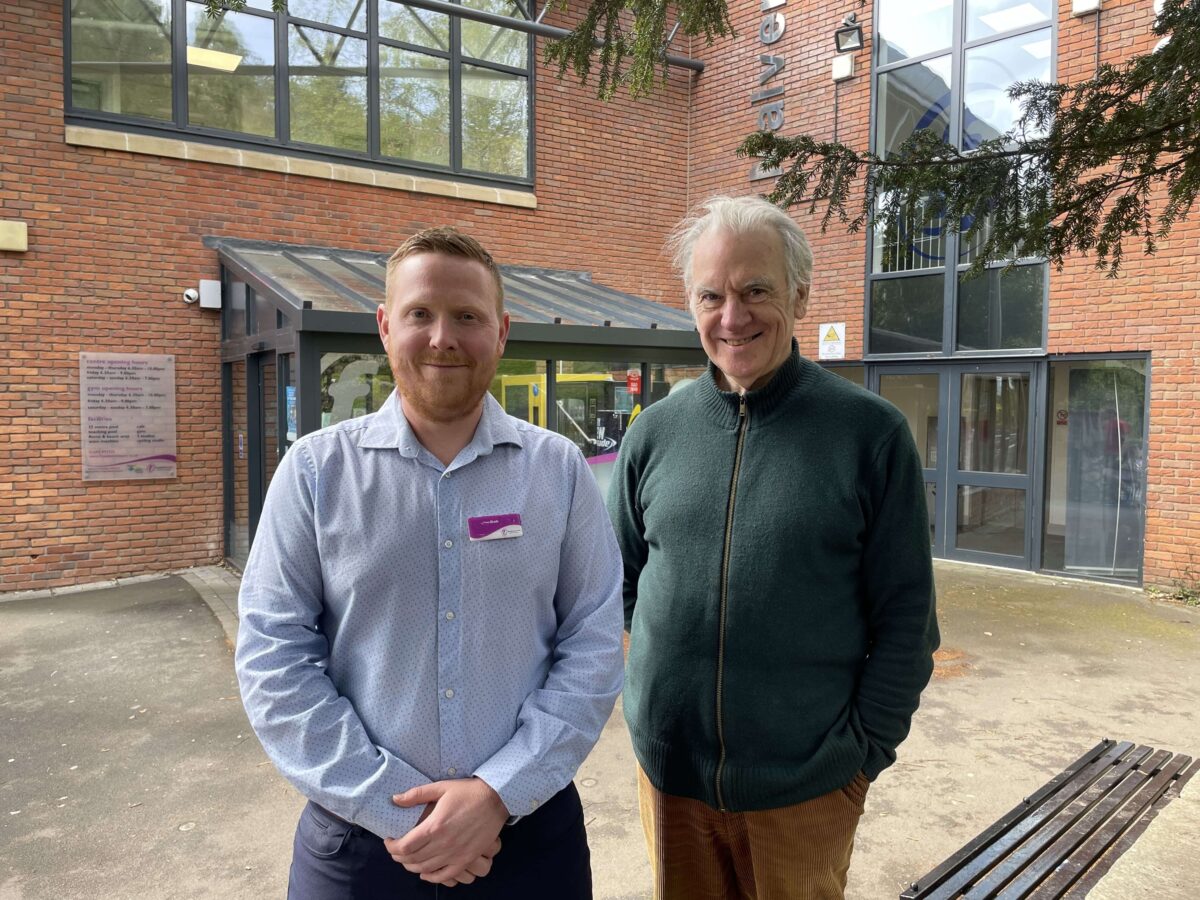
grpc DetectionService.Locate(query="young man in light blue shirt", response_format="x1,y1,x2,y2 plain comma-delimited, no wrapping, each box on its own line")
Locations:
236,227,624,898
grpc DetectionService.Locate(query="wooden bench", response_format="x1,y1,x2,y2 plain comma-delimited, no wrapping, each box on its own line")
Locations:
900,739,1198,899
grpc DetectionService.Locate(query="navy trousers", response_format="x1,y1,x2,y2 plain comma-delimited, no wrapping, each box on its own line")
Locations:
287,783,592,899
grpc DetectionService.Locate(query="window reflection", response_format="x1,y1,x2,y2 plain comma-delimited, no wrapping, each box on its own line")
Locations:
462,66,528,177
287,0,366,31
965,0,1051,41
825,365,866,387
227,358,251,568
380,47,451,166
320,353,393,427
957,486,1025,555
957,264,1044,350
958,373,1029,474
925,482,937,546
875,56,953,158
963,28,1052,149
872,194,950,273
552,362,640,461
870,275,945,354
462,0,528,68
490,359,548,427
70,0,173,121
869,0,1053,356
380,1,449,50
186,3,276,138
289,26,368,152
877,0,953,65
68,1,533,181
879,374,940,469
651,363,707,396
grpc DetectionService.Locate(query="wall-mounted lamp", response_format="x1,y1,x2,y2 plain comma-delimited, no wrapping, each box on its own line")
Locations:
833,13,864,53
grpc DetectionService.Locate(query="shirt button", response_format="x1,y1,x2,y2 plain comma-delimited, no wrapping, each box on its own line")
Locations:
443,472,451,479
445,611,455,620
443,539,453,549
447,767,457,776
444,688,455,699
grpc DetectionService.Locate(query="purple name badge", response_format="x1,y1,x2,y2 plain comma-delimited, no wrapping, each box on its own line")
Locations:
467,513,524,541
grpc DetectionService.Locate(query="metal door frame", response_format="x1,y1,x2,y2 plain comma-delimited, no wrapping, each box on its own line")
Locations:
870,360,1047,569
944,360,1044,569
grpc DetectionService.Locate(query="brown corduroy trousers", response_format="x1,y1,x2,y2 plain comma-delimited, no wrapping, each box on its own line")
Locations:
637,767,869,900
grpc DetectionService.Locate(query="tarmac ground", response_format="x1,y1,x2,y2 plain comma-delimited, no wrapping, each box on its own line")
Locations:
1,561,1197,899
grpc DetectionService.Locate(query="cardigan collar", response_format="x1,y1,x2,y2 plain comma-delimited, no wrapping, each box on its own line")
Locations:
695,339,816,429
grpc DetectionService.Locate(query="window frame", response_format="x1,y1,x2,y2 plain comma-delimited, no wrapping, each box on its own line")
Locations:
63,0,537,188
865,0,1056,360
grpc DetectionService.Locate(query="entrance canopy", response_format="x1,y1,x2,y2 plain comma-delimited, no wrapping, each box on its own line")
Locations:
213,237,706,566
210,236,699,350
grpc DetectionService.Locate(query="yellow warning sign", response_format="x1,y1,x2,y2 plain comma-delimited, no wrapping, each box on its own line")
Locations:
818,322,845,360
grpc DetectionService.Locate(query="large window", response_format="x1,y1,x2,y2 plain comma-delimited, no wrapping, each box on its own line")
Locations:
1042,358,1147,582
870,0,1051,355
68,0,533,182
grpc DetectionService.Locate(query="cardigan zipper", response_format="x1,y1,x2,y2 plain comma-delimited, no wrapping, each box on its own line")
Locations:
715,394,748,811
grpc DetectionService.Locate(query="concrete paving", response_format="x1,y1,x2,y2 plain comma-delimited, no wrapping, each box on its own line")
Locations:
1,561,1197,899
0,576,302,900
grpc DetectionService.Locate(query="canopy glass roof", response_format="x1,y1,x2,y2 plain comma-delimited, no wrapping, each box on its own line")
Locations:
210,237,696,332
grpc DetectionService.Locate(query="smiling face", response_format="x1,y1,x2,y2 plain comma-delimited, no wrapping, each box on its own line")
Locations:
688,226,808,394
377,252,509,426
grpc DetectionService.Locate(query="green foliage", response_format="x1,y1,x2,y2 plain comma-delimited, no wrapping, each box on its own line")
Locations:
740,0,1200,276
543,0,731,99
206,1,289,13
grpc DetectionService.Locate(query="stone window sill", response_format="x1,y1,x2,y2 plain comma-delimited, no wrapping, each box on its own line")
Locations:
65,125,537,210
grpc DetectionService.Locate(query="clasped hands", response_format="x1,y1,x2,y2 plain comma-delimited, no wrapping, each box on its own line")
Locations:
384,776,509,887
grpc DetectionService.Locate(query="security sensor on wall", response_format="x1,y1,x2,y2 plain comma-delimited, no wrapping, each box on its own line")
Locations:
199,279,221,309
183,280,222,309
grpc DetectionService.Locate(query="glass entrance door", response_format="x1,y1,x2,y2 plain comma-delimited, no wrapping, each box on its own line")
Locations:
947,363,1040,567
875,368,948,554
873,362,1041,568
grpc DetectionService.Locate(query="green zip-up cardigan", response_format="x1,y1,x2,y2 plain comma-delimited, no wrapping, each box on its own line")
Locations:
608,346,939,812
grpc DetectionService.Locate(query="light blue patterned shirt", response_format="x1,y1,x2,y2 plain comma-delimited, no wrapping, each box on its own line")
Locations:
235,391,624,839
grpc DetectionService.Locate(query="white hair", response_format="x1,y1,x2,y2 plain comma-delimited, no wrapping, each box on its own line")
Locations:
668,195,813,300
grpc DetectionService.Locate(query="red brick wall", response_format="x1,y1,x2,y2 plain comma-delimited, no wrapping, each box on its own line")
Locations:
0,1,691,590
685,0,875,359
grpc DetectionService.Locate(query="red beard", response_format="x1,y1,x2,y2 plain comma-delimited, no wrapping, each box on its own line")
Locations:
391,352,495,425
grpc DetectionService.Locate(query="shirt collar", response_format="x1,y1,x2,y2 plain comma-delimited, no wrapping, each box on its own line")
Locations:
359,390,524,458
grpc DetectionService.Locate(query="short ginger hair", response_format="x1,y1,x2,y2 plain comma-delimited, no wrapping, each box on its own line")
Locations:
384,226,504,312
